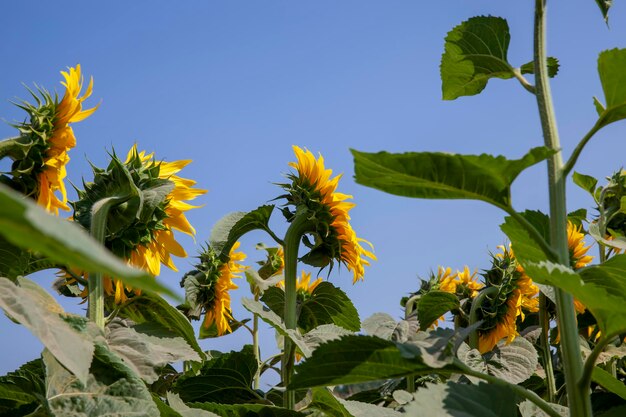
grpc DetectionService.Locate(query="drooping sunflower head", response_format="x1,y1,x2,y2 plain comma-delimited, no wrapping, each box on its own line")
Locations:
70,144,206,303
476,245,539,353
181,242,247,336
7,65,97,215
282,146,376,283
567,221,593,269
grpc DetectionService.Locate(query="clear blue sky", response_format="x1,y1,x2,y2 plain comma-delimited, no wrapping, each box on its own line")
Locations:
1,1,625,383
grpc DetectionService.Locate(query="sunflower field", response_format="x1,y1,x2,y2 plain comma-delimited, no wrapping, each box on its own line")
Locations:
2,1,626,417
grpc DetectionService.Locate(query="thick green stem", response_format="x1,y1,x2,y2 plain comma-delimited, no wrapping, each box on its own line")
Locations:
404,294,420,393
468,287,499,350
456,360,562,417
579,335,616,393
539,293,557,403
88,196,127,330
281,213,312,409
252,291,262,390
0,136,30,160
534,1,590,415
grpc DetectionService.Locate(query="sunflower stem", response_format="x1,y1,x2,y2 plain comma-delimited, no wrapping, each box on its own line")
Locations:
0,135,31,160
533,1,590,415
252,291,262,390
579,334,616,394
468,287,498,350
282,212,313,409
539,293,557,403
88,196,128,330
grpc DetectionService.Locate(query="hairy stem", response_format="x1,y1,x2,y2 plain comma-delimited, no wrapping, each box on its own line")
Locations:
252,291,262,390
539,293,557,403
534,1,590,415
0,135,31,160
468,287,499,350
562,121,602,178
579,335,616,393
512,68,537,94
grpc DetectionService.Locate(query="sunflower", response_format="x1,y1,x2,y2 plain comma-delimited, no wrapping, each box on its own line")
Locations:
566,221,593,313
431,266,483,328
70,144,206,303
201,242,247,336
278,270,323,296
7,65,97,215
284,146,375,283
477,245,539,353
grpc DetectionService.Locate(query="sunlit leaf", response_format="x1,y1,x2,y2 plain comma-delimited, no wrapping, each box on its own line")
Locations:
0,183,177,298
210,205,275,259
573,172,598,197
596,49,626,129
0,359,45,416
592,367,626,400
352,147,553,210
166,392,220,417
401,382,518,416
306,387,352,417
417,291,459,330
0,277,94,384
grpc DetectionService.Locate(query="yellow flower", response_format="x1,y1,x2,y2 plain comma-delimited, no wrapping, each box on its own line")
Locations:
431,266,483,328
288,146,376,283
567,221,593,270
278,270,323,295
202,242,247,336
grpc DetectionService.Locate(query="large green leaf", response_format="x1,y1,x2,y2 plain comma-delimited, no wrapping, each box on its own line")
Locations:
0,183,177,298
173,345,260,404
262,282,360,333
592,367,626,400
457,337,538,384
518,400,569,417
401,382,518,417
117,292,204,358
0,359,45,416
210,205,275,259
596,49,626,129
0,236,55,280
289,333,458,389
0,277,94,384
417,291,460,330
187,402,306,417
43,344,158,416
306,387,353,417
166,392,219,417
361,312,419,343
105,318,200,384
352,147,553,209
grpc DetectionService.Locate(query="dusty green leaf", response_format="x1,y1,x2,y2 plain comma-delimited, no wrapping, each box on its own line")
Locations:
596,49,626,129
173,345,259,404
592,366,626,400
352,147,553,210
187,402,306,417
303,324,353,352
339,397,403,417
245,269,284,293
0,183,177,299
166,392,220,417
401,382,518,417
417,291,460,330
518,400,569,417
43,345,158,416
307,387,353,417
106,318,200,384
210,205,274,259
0,277,94,384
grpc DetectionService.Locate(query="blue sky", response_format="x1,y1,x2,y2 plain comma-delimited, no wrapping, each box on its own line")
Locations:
1,1,626,384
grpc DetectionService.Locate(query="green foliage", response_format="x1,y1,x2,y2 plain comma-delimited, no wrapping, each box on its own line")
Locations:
592,367,626,400
0,359,45,416
0,277,94,384
417,291,460,330
595,49,626,128
209,205,275,259
166,392,220,417
595,0,613,23
0,183,176,297
518,400,569,417
361,312,419,342
187,402,306,417
173,345,261,404
262,282,361,332
43,345,159,416
306,387,353,417
401,382,519,417
573,172,598,197
351,147,553,210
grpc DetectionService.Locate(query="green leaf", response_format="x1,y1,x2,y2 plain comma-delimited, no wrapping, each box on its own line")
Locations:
573,172,598,197
599,405,626,417
520,57,560,78
117,292,205,358
0,277,94,384
0,359,45,416
441,16,513,100
245,269,284,293
152,394,184,417
173,345,260,404
500,215,551,264
0,183,178,299
210,205,275,259
352,147,553,209
592,367,626,400
43,344,158,416
417,291,460,330
401,382,518,416
361,312,420,343
303,324,353,352
289,333,458,389
105,318,201,384
186,402,306,417
518,400,569,417
596,49,626,129
595,0,612,23
457,337,538,384
306,387,353,417
241,297,312,357
338,398,403,417
0,236,55,280
166,392,220,417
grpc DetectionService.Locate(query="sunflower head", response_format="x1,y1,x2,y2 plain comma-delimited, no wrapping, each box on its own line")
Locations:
281,146,375,283
567,221,593,269
68,144,205,303
181,242,247,336
475,245,539,353
277,270,323,300
5,65,97,215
